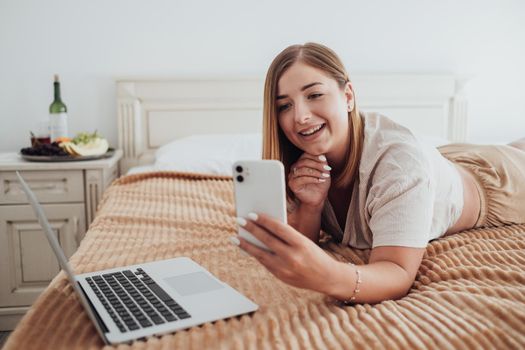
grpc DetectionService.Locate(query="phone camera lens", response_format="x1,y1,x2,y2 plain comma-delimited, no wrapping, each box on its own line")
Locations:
235,166,243,173
236,175,244,182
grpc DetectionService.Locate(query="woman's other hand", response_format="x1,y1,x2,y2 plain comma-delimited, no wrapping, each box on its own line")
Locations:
288,153,331,210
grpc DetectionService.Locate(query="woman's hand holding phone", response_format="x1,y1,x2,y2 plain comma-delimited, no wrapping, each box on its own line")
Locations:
288,153,331,210
231,157,336,291
232,212,340,296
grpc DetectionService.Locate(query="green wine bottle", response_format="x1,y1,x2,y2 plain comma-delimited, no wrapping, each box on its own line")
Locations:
49,74,68,141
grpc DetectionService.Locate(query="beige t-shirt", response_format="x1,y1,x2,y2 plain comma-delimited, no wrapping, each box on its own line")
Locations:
321,112,464,249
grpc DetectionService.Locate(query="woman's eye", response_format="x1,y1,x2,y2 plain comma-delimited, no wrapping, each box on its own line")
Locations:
277,103,291,113
309,93,323,99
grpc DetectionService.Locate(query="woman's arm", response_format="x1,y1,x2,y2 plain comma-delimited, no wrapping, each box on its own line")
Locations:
235,213,426,304
288,203,323,243
326,246,426,303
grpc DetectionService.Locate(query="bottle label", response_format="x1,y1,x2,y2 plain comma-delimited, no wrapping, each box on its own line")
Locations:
49,113,68,141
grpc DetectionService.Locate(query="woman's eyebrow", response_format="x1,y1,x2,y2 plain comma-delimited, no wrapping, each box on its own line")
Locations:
276,82,323,100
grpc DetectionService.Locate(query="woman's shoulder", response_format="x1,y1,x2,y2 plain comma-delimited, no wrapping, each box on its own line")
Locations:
360,111,430,174
360,111,413,141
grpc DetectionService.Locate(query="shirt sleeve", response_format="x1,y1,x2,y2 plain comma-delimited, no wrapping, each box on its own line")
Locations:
365,143,435,248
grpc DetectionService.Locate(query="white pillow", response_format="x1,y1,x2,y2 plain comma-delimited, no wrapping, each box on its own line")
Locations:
154,133,262,175
126,164,157,175
133,132,449,176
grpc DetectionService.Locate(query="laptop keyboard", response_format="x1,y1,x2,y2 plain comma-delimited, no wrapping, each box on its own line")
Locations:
86,268,191,333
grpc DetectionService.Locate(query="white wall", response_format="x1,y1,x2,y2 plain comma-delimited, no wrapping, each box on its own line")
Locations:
1,0,524,152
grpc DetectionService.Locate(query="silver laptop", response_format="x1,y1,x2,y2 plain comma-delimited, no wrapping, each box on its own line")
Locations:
16,171,258,345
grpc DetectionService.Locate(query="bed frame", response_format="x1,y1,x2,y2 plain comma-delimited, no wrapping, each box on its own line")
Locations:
116,75,468,174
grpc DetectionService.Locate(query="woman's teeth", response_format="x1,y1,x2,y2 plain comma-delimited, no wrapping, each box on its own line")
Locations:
299,124,325,136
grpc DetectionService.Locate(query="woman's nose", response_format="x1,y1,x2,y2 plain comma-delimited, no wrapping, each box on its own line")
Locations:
294,101,311,124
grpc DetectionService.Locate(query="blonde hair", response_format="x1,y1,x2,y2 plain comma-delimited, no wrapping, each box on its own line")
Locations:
262,42,364,192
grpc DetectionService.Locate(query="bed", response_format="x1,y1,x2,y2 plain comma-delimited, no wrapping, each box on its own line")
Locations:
4,76,525,349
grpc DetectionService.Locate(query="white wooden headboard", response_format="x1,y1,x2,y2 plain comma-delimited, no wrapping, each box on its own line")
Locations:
116,75,468,174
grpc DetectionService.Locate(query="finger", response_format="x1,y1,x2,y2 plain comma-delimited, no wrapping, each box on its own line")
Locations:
238,236,279,268
288,172,327,187
289,176,329,193
289,163,330,186
293,157,332,172
290,153,330,175
290,161,331,183
298,153,328,164
291,166,330,180
247,212,305,247
237,217,288,255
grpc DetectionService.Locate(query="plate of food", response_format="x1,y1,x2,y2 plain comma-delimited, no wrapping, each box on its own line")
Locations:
20,131,115,162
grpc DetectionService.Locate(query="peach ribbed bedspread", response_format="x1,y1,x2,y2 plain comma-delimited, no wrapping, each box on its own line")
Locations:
4,172,525,349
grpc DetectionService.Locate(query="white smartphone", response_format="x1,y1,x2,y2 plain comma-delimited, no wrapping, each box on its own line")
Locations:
232,160,288,252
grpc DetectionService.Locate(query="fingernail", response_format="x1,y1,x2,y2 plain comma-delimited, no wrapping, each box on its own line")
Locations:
247,212,258,221
239,248,250,257
236,217,247,226
318,155,327,162
319,178,326,183
229,236,240,246
322,173,330,178
323,165,332,171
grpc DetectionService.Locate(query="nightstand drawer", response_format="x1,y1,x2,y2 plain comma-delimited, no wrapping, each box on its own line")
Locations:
0,203,85,307
0,170,84,204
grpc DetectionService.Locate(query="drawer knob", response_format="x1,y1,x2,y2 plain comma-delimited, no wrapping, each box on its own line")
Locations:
28,184,58,190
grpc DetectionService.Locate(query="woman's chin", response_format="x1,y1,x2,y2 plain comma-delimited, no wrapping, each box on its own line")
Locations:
292,135,331,155
302,144,330,156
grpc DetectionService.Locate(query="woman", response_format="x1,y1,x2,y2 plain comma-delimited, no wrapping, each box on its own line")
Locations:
230,42,525,304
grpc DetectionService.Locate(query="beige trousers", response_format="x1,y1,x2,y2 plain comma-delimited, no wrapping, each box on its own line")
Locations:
439,144,525,228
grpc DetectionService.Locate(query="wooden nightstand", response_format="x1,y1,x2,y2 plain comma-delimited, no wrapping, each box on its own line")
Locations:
0,149,123,330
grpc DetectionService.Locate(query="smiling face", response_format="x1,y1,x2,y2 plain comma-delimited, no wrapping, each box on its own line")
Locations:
276,61,354,163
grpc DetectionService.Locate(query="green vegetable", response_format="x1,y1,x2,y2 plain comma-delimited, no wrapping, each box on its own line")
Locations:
72,131,103,145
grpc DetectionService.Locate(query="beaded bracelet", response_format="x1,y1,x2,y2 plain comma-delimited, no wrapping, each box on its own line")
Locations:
342,263,362,305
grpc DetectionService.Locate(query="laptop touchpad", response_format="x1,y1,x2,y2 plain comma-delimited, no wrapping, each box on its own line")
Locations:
164,272,224,296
